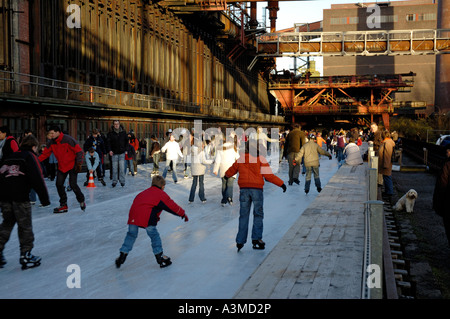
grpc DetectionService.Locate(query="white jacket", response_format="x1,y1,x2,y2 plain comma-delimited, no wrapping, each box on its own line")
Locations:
161,140,183,160
344,142,363,166
213,142,240,178
190,146,213,176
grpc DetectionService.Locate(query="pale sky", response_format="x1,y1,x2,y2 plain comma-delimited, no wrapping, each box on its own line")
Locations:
259,0,406,73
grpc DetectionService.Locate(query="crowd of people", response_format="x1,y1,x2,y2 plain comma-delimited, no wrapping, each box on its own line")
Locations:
1,120,448,270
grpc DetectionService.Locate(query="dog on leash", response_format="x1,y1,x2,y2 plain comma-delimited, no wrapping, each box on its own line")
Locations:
393,189,418,213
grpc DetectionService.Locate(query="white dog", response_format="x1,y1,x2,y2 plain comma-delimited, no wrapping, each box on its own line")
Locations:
393,189,418,213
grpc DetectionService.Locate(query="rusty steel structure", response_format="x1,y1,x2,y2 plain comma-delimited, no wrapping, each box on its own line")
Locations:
0,0,292,144
270,72,416,129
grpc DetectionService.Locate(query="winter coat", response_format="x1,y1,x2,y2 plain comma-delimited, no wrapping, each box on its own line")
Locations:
161,140,183,161
106,125,128,155
0,135,19,161
0,147,50,205
150,140,160,156
190,145,213,176
337,135,346,148
39,133,83,173
295,141,332,167
213,142,239,178
378,138,395,175
285,128,307,154
344,142,363,166
129,136,139,152
127,186,185,227
83,135,106,157
85,152,100,171
225,152,284,190
433,157,450,217
125,143,136,161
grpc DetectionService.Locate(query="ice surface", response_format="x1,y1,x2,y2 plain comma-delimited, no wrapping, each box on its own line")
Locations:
0,155,338,299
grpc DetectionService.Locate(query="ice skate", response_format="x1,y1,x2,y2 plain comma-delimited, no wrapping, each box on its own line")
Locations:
155,252,172,268
20,251,41,270
252,239,265,250
115,252,127,268
53,205,68,214
236,243,244,252
80,201,86,211
0,252,6,268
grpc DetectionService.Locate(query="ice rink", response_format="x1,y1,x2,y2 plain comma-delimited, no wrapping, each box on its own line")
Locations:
0,154,339,299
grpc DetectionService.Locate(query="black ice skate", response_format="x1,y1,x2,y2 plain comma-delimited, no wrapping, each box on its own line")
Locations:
53,205,68,214
0,252,6,268
115,252,128,268
252,239,265,250
20,251,41,270
236,243,244,252
80,201,86,211
155,252,172,268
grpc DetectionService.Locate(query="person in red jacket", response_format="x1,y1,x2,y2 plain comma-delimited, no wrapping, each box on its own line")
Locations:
115,175,188,268
39,125,85,213
225,141,286,252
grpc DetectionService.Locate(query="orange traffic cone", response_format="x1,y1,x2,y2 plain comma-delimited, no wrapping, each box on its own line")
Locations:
87,173,96,188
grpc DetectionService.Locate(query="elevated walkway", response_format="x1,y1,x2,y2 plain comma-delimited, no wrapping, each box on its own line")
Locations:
234,162,369,299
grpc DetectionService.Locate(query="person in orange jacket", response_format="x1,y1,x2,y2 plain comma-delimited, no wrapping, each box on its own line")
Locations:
115,175,188,268
225,141,286,252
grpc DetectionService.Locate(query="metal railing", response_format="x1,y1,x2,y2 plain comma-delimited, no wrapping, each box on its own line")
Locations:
256,28,450,57
0,70,285,124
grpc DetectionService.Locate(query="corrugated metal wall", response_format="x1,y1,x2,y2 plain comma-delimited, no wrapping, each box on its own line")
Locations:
34,0,270,114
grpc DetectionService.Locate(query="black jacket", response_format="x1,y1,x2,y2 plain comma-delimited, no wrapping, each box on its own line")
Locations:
0,147,50,205
84,134,106,156
106,125,128,155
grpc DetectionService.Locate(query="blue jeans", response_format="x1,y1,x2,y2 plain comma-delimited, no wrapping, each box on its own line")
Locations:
119,224,163,255
162,159,177,182
125,159,134,174
221,177,235,203
189,175,206,202
383,175,393,196
236,188,264,245
336,147,345,162
304,166,321,192
112,153,125,184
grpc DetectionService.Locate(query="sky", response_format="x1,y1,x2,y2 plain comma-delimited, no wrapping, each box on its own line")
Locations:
259,0,406,73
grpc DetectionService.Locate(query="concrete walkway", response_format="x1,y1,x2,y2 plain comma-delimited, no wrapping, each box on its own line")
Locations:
234,162,368,299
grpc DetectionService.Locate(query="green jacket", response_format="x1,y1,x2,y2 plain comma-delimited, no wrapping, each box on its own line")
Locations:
295,141,331,167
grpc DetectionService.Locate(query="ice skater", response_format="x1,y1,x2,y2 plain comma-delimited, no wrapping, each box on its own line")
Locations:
115,176,188,268
225,141,286,252
0,135,50,269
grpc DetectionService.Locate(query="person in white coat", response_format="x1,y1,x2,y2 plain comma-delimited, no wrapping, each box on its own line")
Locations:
189,140,213,203
161,134,183,183
343,138,363,166
213,135,240,206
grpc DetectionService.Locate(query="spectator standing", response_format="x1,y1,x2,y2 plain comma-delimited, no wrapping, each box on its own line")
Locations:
378,130,396,204
106,120,129,187
139,138,147,165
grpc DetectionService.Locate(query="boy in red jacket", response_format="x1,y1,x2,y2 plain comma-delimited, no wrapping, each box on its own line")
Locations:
225,141,286,252
115,175,188,268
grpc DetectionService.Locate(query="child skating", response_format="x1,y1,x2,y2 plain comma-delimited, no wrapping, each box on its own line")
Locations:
115,175,188,268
